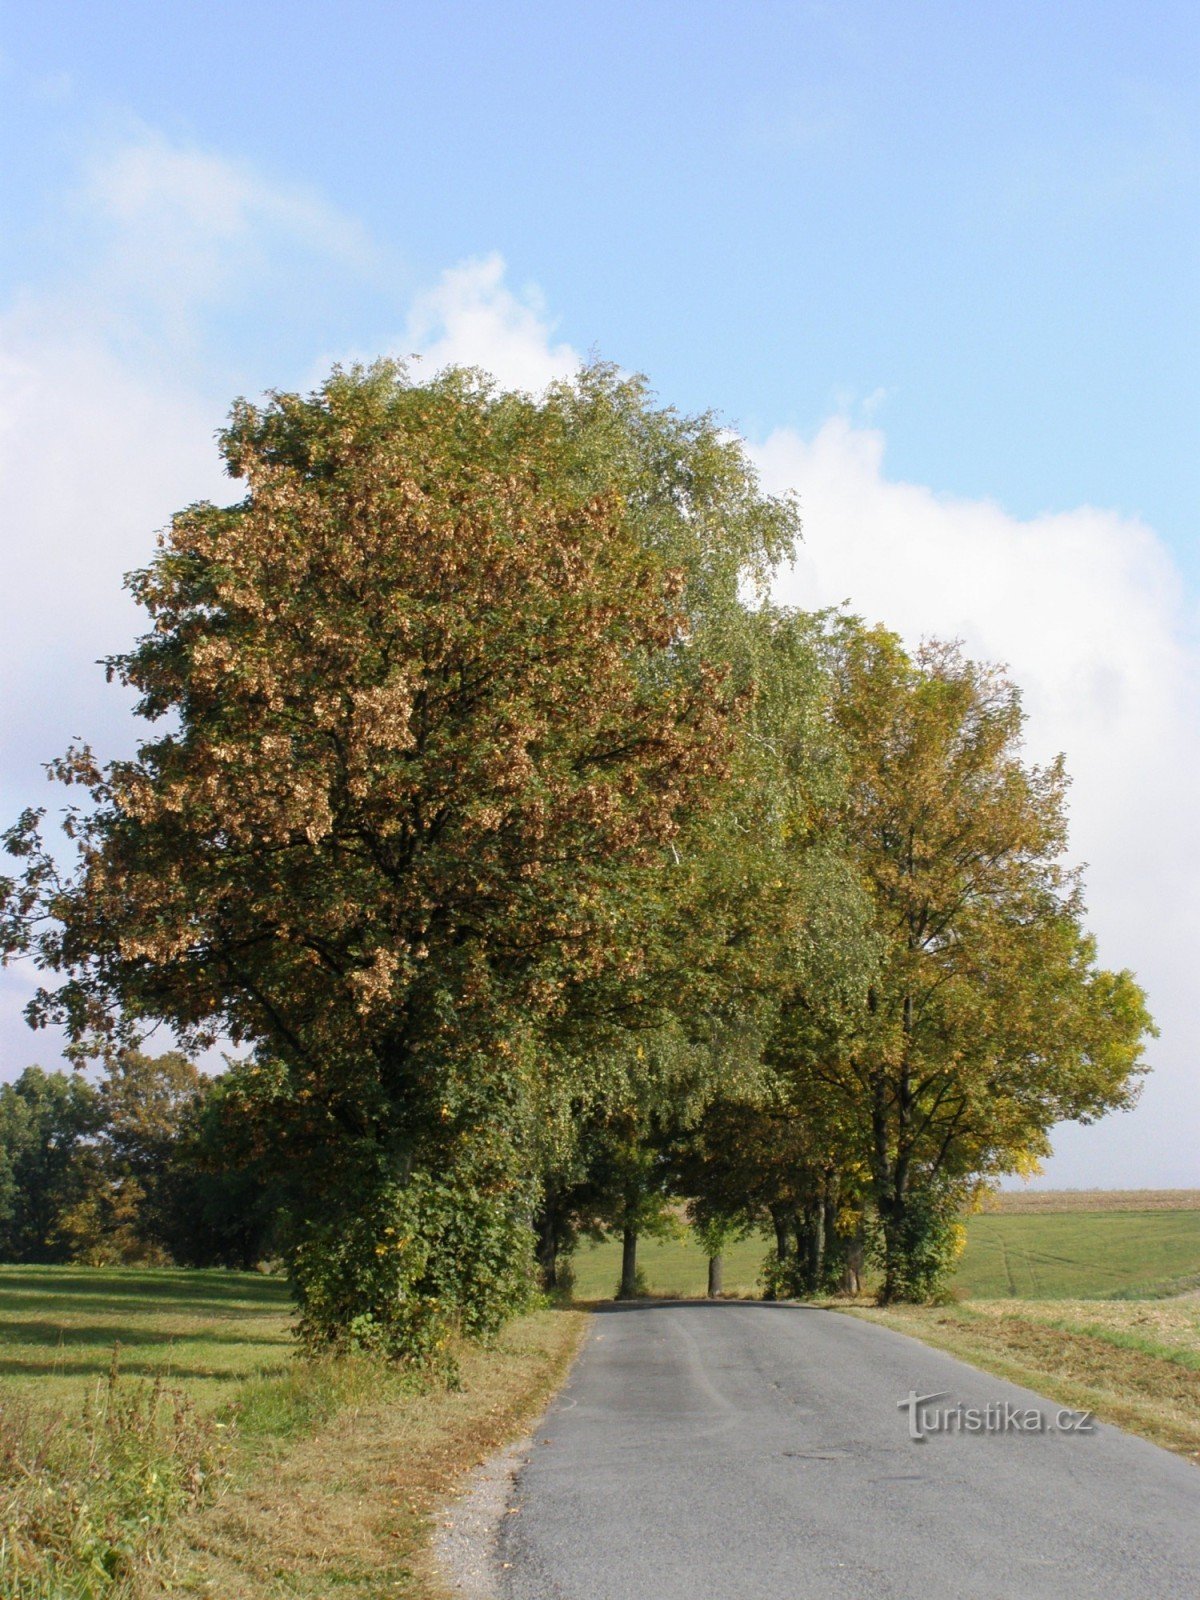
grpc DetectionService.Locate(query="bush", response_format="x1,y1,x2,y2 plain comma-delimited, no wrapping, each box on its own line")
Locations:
290,1167,536,1375
877,1184,968,1304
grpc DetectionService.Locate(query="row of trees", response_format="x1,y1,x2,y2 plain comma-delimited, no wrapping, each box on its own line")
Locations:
0,361,1153,1358
0,1054,280,1268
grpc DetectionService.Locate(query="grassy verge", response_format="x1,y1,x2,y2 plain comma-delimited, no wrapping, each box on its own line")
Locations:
844,1297,1200,1462
0,1268,587,1599
136,1306,587,1599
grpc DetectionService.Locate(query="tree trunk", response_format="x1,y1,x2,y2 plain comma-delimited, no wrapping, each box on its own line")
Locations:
534,1208,559,1291
770,1205,791,1263
878,1193,907,1302
841,1233,864,1297
808,1193,826,1290
618,1226,639,1298
707,1253,724,1298
822,1188,840,1289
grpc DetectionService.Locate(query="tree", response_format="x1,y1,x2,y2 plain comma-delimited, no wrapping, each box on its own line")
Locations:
665,606,878,1300
159,1062,291,1269
1,363,743,1358
0,1067,102,1261
773,623,1155,1300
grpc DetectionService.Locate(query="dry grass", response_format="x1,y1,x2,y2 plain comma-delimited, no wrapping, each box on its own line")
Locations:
846,1298,1200,1462
0,1357,231,1600
984,1189,1200,1214
135,1307,587,1599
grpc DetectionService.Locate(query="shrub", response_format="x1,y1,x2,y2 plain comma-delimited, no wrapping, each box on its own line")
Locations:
290,1167,536,1375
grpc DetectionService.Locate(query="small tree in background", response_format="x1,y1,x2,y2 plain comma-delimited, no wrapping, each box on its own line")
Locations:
0,1067,102,1261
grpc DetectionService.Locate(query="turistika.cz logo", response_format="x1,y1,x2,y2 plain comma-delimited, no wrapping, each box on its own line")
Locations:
897,1390,1097,1442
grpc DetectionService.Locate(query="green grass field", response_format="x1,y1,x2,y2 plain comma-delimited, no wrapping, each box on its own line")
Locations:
0,1263,293,1411
952,1210,1200,1299
571,1204,1200,1302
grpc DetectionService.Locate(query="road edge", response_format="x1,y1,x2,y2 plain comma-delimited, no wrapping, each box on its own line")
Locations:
430,1308,591,1598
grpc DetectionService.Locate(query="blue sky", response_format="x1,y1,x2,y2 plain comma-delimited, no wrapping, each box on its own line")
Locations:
3,1,1196,549
0,2,1196,1185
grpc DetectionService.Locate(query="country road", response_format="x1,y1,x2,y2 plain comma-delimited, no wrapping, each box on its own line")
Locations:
493,1301,1200,1600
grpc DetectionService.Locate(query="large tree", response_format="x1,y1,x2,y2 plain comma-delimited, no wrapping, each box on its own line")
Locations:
772,623,1155,1300
1,363,748,1356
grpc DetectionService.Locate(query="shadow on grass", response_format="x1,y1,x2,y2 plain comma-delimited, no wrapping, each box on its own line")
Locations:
0,1355,294,1382
0,1267,289,1303
0,1319,292,1350
0,1269,290,1321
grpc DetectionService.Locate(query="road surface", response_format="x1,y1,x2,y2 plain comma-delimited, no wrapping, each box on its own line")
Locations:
495,1301,1200,1600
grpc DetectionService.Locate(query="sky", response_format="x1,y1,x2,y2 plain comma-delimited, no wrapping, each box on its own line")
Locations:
0,2,1196,1186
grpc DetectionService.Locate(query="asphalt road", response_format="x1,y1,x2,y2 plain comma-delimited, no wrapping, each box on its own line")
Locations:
495,1301,1200,1600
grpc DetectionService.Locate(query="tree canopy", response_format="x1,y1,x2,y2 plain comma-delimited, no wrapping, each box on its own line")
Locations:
0,360,1155,1338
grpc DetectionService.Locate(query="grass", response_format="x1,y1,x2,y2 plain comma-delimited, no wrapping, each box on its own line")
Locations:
135,1307,586,1600
951,1210,1200,1299
0,1267,294,1413
846,1298,1200,1461
569,1231,769,1300
0,1268,585,1599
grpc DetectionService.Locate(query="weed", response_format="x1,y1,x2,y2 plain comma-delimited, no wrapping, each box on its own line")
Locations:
0,1347,228,1599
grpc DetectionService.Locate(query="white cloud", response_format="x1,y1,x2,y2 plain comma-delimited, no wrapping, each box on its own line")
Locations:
755,417,1200,1187
81,130,374,328
403,253,579,395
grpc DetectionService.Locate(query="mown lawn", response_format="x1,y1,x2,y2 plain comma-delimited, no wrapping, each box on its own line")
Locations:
0,1263,294,1411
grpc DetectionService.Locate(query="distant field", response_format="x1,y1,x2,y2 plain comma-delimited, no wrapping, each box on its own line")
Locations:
573,1203,1200,1302
954,1211,1200,1299
0,1263,293,1411
988,1189,1200,1213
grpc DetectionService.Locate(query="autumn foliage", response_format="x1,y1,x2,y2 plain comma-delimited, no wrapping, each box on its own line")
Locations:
1,362,1155,1339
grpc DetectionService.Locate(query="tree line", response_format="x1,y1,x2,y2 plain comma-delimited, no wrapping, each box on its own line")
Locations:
0,361,1153,1360
0,1053,280,1269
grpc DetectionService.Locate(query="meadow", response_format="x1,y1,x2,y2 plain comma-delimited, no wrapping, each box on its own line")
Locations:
0,1265,583,1598
0,1265,294,1412
570,1192,1200,1303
